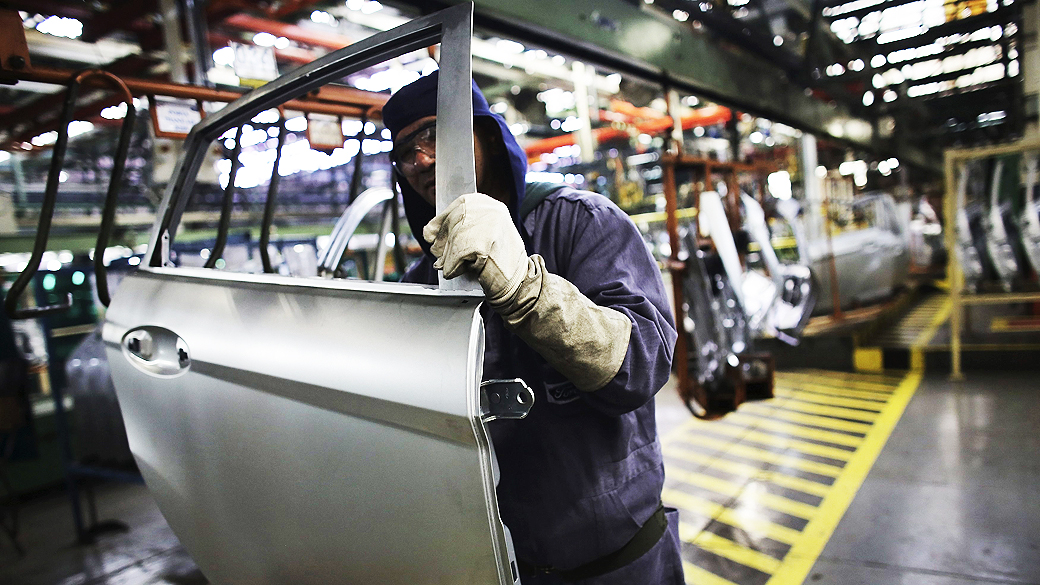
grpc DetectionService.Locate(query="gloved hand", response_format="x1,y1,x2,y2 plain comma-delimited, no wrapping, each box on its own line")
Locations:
424,192,633,392
423,193,528,303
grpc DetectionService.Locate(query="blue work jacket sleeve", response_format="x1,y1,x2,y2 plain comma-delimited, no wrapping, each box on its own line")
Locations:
528,190,678,416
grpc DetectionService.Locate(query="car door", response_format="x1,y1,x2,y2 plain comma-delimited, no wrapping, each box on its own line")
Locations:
103,5,523,584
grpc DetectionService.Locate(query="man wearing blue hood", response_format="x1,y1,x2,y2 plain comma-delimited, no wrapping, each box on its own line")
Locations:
382,71,682,584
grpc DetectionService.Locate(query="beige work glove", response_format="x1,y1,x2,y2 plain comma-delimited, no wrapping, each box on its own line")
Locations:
423,193,528,303
424,193,632,392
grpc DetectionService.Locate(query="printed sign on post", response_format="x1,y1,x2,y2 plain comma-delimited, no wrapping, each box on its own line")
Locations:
232,42,278,87
149,96,203,139
307,114,344,153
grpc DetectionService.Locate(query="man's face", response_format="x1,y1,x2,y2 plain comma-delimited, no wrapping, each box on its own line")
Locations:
392,115,488,206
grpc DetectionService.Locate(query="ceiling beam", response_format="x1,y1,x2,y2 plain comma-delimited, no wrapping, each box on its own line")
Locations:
401,0,938,171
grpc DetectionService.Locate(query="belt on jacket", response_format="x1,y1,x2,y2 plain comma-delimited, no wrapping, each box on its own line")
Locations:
516,504,668,582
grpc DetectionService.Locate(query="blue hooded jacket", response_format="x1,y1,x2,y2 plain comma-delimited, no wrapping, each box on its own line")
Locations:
383,71,678,571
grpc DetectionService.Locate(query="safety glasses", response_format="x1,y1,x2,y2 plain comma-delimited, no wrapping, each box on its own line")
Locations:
390,120,437,173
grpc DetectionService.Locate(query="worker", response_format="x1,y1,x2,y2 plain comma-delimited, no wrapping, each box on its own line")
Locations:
382,71,682,584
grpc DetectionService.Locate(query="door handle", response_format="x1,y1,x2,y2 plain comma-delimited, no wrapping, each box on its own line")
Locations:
122,327,190,377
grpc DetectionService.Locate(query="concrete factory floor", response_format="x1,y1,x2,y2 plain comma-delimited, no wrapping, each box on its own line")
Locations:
1,371,1038,585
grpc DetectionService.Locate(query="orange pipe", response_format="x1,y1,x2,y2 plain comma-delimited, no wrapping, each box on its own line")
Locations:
526,105,731,159
223,13,352,50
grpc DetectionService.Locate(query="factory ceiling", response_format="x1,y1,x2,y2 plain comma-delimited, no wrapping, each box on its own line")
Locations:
0,0,1028,173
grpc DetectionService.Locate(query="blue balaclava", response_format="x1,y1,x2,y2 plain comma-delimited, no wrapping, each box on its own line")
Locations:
382,70,528,255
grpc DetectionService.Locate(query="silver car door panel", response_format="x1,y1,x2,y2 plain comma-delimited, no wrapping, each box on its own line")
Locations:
104,270,522,584
983,160,1018,290
106,5,524,583
1021,156,1040,275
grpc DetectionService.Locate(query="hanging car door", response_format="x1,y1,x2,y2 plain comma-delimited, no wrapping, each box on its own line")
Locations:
103,5,523,584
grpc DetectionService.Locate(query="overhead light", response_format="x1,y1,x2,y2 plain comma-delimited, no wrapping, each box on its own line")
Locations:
253,32,276,47
882,89,897,102
774,35,783,46
862,91,874,106
101,103,128,119
496,39,525,54
280,117,304,132
870,54,886,68
35,15,82,39
310,10,335,25
672,10,690,22
359,1,382,14
768,171,792,200
213,46,235,66
274,36,290,50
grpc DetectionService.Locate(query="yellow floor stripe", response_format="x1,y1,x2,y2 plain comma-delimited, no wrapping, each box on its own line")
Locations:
724,413,864,448
774,388,884,412
764,372,922,585
674,435,844,478
681,423,854,462
684,560,741,585
772,399,879,423
664,489,803,545
786,368,905,385
667,467,820,520
777,371,900,393
663,447,833,499
691,530,782,574
740,402,873,434
774,383,891,403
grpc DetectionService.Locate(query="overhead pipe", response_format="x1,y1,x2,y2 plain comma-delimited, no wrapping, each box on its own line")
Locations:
0,66,387,150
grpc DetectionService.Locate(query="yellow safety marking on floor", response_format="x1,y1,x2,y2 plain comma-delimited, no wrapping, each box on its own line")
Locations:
779,370,902,391
683,421,855,462
853,347,884,373
774,382,891,403
773,388,884,412
791,368,906,385
667,466,820,520
666,369,920,585
739,402,873,435
724,413,865,448
664,489,804,545
772,398,880,423
674,435,844,478
764,372,922,585
683,561,741,585
664,446,833,499
691,530,783,574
